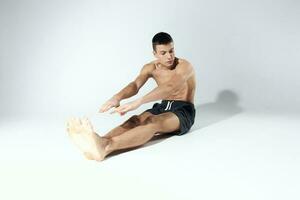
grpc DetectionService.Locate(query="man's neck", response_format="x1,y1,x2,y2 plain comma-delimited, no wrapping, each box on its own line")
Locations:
157,57,178,70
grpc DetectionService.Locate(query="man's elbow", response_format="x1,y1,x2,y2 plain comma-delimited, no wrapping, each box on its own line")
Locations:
130,82,140,94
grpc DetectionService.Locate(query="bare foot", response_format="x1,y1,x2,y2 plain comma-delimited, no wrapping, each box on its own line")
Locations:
66,117,109,161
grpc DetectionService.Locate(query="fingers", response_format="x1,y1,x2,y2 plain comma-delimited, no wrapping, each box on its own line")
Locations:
109,104,121,114
99,103,109,112
99,103,113,113
99,101,109,112
110,109,121,115
99,99,121,113
99,101,129,115
114,106,124,114
110,106,127,116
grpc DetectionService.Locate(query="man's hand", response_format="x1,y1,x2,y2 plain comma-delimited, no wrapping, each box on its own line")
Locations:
99,96,121,113
110,98,142,116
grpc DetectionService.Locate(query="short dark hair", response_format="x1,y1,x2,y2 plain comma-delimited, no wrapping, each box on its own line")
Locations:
152,32,173,51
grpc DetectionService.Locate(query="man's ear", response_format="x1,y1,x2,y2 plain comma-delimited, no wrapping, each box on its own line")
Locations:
153,50,158,58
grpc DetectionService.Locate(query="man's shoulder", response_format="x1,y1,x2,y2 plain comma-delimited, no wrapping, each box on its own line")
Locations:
141,61,156,72
139,62,155,76
175,58,195,78
145,60,157,67
177,58,192,67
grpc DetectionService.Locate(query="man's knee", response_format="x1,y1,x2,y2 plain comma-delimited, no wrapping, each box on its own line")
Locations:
121,115,140,129
141,115,161,127
141,113,180,133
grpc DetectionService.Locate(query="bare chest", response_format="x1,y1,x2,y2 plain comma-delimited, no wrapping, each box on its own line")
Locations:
151,68,176,85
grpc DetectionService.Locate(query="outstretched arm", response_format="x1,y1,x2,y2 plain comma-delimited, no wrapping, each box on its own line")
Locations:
113,82,138,101
99,82,138,113
112,60,194,115
138,82,174,104
100,64,151,113
114,64,151,101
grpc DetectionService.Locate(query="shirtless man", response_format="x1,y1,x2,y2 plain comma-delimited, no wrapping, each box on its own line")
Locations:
66,32,196,161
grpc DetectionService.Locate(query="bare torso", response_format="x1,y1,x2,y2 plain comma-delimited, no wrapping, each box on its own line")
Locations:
148,57,196,104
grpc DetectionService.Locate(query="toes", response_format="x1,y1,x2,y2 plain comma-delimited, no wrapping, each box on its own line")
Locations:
65,117,95,135
82,118,94,132
70,117,76,124
66,118,71,126
75,118,82,125
87,120,94,132
69,118,76,127
72,118,82,131
66,120,73,134
82,118,88,127
66,117,82,134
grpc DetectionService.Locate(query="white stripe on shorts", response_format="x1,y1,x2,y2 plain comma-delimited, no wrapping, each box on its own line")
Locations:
164,100,174,111
164,101,170,111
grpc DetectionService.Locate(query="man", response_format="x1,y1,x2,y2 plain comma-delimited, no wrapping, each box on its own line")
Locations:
66,32,196,161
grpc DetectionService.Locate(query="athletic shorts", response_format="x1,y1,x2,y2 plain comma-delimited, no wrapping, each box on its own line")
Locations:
145,100,196,136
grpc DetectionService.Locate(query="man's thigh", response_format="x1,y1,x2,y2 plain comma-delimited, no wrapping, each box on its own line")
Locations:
138,111,154,123
120,111,154,129
143,112,180,134
124,111,180,134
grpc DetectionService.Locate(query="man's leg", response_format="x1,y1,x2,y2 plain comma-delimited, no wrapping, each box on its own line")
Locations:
102,111,153,139
66,112,180,161
104,112,180,156
67,111,153,160
66,111,152,160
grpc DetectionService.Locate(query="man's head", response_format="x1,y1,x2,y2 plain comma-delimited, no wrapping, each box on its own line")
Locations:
152,32,175,67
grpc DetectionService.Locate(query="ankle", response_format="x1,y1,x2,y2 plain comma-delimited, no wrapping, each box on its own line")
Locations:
103,137,113,155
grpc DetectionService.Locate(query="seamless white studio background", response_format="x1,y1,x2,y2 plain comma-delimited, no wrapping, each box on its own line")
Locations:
0,0,299,118
0,1,300,200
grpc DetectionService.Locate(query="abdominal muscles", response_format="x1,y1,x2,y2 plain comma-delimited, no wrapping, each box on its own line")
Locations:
165,82,189,100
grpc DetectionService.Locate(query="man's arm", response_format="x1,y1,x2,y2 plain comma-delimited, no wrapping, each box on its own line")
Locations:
112,82,138,101
139,60,194,104
113,64,151,101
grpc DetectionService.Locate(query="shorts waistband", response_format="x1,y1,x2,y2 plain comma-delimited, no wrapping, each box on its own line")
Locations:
161,99,194,106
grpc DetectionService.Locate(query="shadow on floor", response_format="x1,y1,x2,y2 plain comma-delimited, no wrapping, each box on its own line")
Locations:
105,89,244,160
190,89,244,132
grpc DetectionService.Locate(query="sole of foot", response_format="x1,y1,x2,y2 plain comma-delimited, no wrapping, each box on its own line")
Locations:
66,117,105,161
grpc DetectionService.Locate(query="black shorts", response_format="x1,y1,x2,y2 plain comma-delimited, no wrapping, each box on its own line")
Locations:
145,100,196,136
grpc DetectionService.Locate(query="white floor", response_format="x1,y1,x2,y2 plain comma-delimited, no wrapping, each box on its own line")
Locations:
0,103,299,200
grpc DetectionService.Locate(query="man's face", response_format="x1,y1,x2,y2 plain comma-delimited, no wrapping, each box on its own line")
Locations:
153,42,175,67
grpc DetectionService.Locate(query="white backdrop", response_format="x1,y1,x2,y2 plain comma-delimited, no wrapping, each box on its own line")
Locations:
1,2,300,200
0,0,299,118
